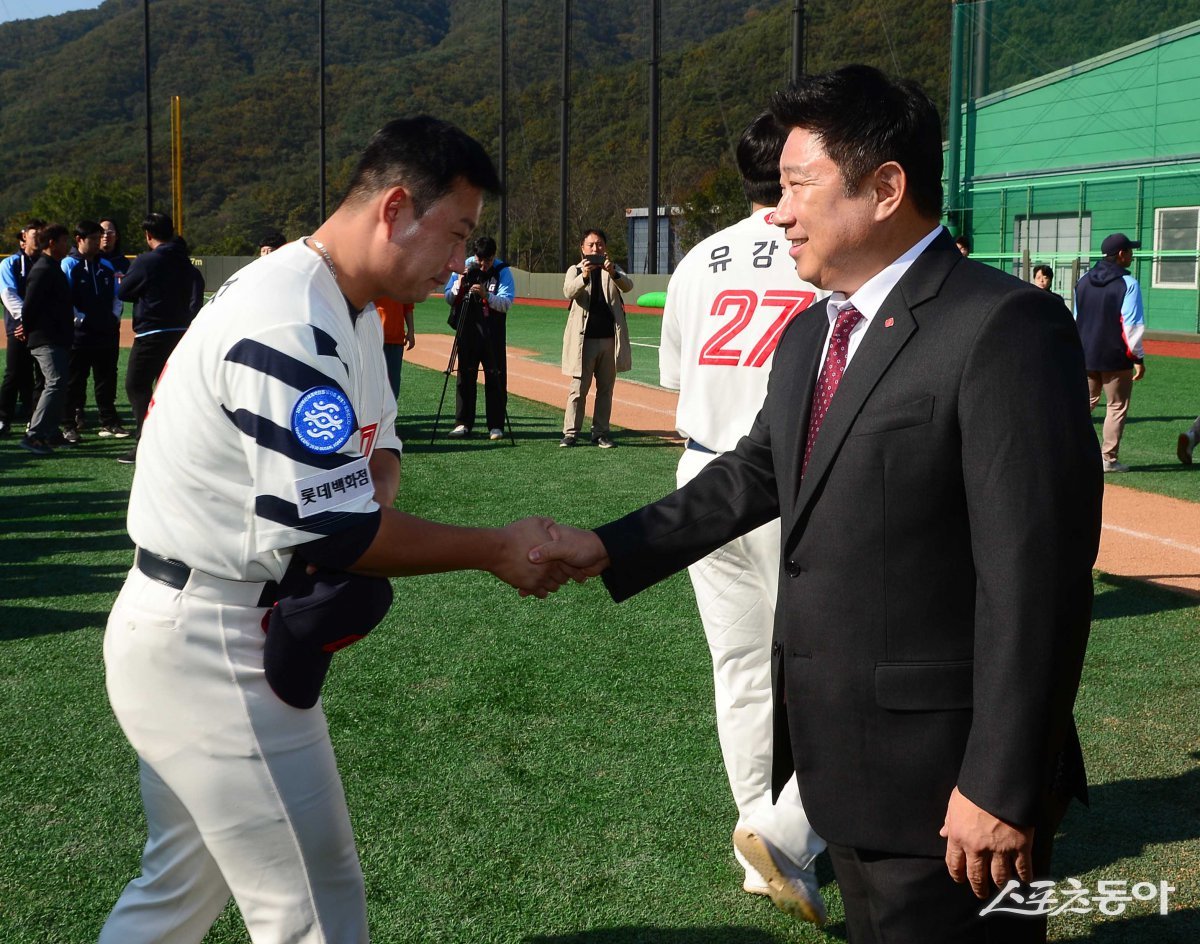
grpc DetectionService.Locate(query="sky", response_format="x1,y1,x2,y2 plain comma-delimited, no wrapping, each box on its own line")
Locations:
0,0,103,24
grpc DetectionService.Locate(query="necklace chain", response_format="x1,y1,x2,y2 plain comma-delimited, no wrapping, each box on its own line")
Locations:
306,237,337,283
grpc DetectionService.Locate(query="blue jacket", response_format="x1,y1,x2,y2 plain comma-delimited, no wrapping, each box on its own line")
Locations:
62,251,122,346
118,237,204,335
1073,259,1145,372
0,251,37,337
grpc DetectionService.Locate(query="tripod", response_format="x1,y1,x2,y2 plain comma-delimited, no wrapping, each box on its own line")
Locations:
431,291,516,445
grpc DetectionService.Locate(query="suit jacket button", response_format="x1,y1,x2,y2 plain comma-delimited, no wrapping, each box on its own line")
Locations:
785,560,801,578
771,640,782,656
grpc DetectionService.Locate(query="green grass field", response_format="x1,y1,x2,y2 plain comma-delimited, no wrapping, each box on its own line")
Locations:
0,349,1197,942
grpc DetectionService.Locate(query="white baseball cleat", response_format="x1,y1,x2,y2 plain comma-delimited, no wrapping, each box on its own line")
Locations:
733,826,826,925
734,844,770,896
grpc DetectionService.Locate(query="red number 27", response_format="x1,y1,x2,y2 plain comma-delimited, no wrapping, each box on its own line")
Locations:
697,289,815,368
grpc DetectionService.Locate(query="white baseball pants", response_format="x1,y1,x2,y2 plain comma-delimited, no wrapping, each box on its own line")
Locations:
100,568,368,944
677,447,825,869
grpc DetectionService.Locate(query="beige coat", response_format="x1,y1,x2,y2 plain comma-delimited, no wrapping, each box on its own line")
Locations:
560,265,635,376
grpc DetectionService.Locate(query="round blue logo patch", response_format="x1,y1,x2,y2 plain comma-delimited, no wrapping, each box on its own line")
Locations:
291,386,355,454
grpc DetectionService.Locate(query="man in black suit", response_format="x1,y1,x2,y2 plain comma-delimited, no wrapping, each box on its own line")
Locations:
533,65,1102,942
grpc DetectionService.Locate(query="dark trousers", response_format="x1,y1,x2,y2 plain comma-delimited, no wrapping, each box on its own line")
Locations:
827,805,1062,944
454,312,507,431
0,336,36,423
125,332,184,439
67,343,121,427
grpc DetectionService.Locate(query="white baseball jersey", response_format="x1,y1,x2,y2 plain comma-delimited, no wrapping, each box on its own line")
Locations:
660,207,821,453
128,241,401,583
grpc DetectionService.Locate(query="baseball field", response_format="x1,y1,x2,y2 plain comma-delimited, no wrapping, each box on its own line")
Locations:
0,305,1197,941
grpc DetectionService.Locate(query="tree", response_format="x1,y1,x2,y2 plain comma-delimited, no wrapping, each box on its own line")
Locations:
29,173,140,237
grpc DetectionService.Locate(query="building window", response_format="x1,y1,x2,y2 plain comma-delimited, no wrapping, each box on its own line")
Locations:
1013,214,1091,290
1153,207,1199,289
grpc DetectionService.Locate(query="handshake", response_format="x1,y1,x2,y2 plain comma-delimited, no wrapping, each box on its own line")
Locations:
490,517,611,598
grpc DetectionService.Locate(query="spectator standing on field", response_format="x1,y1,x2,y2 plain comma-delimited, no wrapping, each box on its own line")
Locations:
1073,232,1146,473
259,231,287,256
117,212,205,464
374,296,415,404
20,224,75,456
0,220,46,437
559,229,633,449
62,220,128,440
99,218,130,279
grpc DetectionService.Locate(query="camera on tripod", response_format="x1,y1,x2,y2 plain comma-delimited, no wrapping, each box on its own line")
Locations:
461,260,491,289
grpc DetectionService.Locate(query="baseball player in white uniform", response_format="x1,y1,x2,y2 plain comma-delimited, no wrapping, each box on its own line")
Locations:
658,113,827,924
100,117,579,944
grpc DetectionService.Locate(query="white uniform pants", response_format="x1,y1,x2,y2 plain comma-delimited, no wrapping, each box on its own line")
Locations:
678,447,825,869
100,568,367,944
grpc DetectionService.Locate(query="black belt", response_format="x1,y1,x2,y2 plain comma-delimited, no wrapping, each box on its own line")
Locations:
686,439,717,455
135,547,280,607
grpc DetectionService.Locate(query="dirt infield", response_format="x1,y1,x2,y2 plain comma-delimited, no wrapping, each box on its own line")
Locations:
408,332,1200,600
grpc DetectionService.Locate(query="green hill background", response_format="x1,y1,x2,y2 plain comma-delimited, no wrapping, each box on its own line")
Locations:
2,0,1195,265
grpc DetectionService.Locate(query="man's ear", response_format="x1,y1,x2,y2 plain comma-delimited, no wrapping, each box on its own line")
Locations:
871,161,906,221
381,186,412,224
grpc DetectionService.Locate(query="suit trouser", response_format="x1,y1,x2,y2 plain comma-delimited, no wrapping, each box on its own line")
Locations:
26,344,69,440
827,805,1061,944
677,446,825,869
455,314,507,430
126,331,185,439
66,343,121,427
101,568,367,944
1086,369,1132,462
563,337,617,437
0,335,36,423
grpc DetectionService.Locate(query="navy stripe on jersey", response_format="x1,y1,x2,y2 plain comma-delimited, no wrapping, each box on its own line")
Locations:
312,325,340,358
221,406,360,470
225,339,348,395
256,495,374,535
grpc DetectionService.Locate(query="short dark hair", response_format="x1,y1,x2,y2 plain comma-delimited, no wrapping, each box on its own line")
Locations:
75,220,102,240
1032,264,1054,280
22,218,46,236
955,235,972,252
142,212,174,242
36,223,69,251
259,230,286,251
473,235,497,259
341,115,503,218
737,112,788,207
770,64,944,220
581,228,607,244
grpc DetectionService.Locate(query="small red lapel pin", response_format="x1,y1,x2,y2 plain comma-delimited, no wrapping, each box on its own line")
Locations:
883,317,894,328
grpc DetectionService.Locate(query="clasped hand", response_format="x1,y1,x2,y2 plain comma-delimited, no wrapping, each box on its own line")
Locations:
491,519,612,598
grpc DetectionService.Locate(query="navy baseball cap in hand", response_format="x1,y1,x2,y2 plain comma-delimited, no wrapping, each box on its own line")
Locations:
264,568,393,709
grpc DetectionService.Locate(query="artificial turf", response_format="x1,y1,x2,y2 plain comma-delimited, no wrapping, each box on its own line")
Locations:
0,353,1196,942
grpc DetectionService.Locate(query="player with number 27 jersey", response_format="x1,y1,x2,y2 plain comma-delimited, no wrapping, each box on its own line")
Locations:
659,208,819,452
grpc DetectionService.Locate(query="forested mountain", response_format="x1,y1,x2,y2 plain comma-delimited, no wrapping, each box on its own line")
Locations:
2,0,1193,265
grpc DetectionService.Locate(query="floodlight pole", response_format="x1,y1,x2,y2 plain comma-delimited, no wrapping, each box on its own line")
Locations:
559,0,570,270
319,0,327,221
499,0,508,260
790,1,805,83
143,0,152,213
647,0,660,275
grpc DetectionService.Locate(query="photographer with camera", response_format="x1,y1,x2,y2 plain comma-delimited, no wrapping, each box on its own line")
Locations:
443,235,514,440
560,228,634,448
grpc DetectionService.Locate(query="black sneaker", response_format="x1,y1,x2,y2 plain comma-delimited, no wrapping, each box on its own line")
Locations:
593,435,615,449
0,419,10,437
98,424,131,439
117,447,138,465
559,434,577,448
19,435,54,456
61,427,81,445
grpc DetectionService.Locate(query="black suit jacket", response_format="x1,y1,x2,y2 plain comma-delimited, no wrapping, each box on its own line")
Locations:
597,229,1102,856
